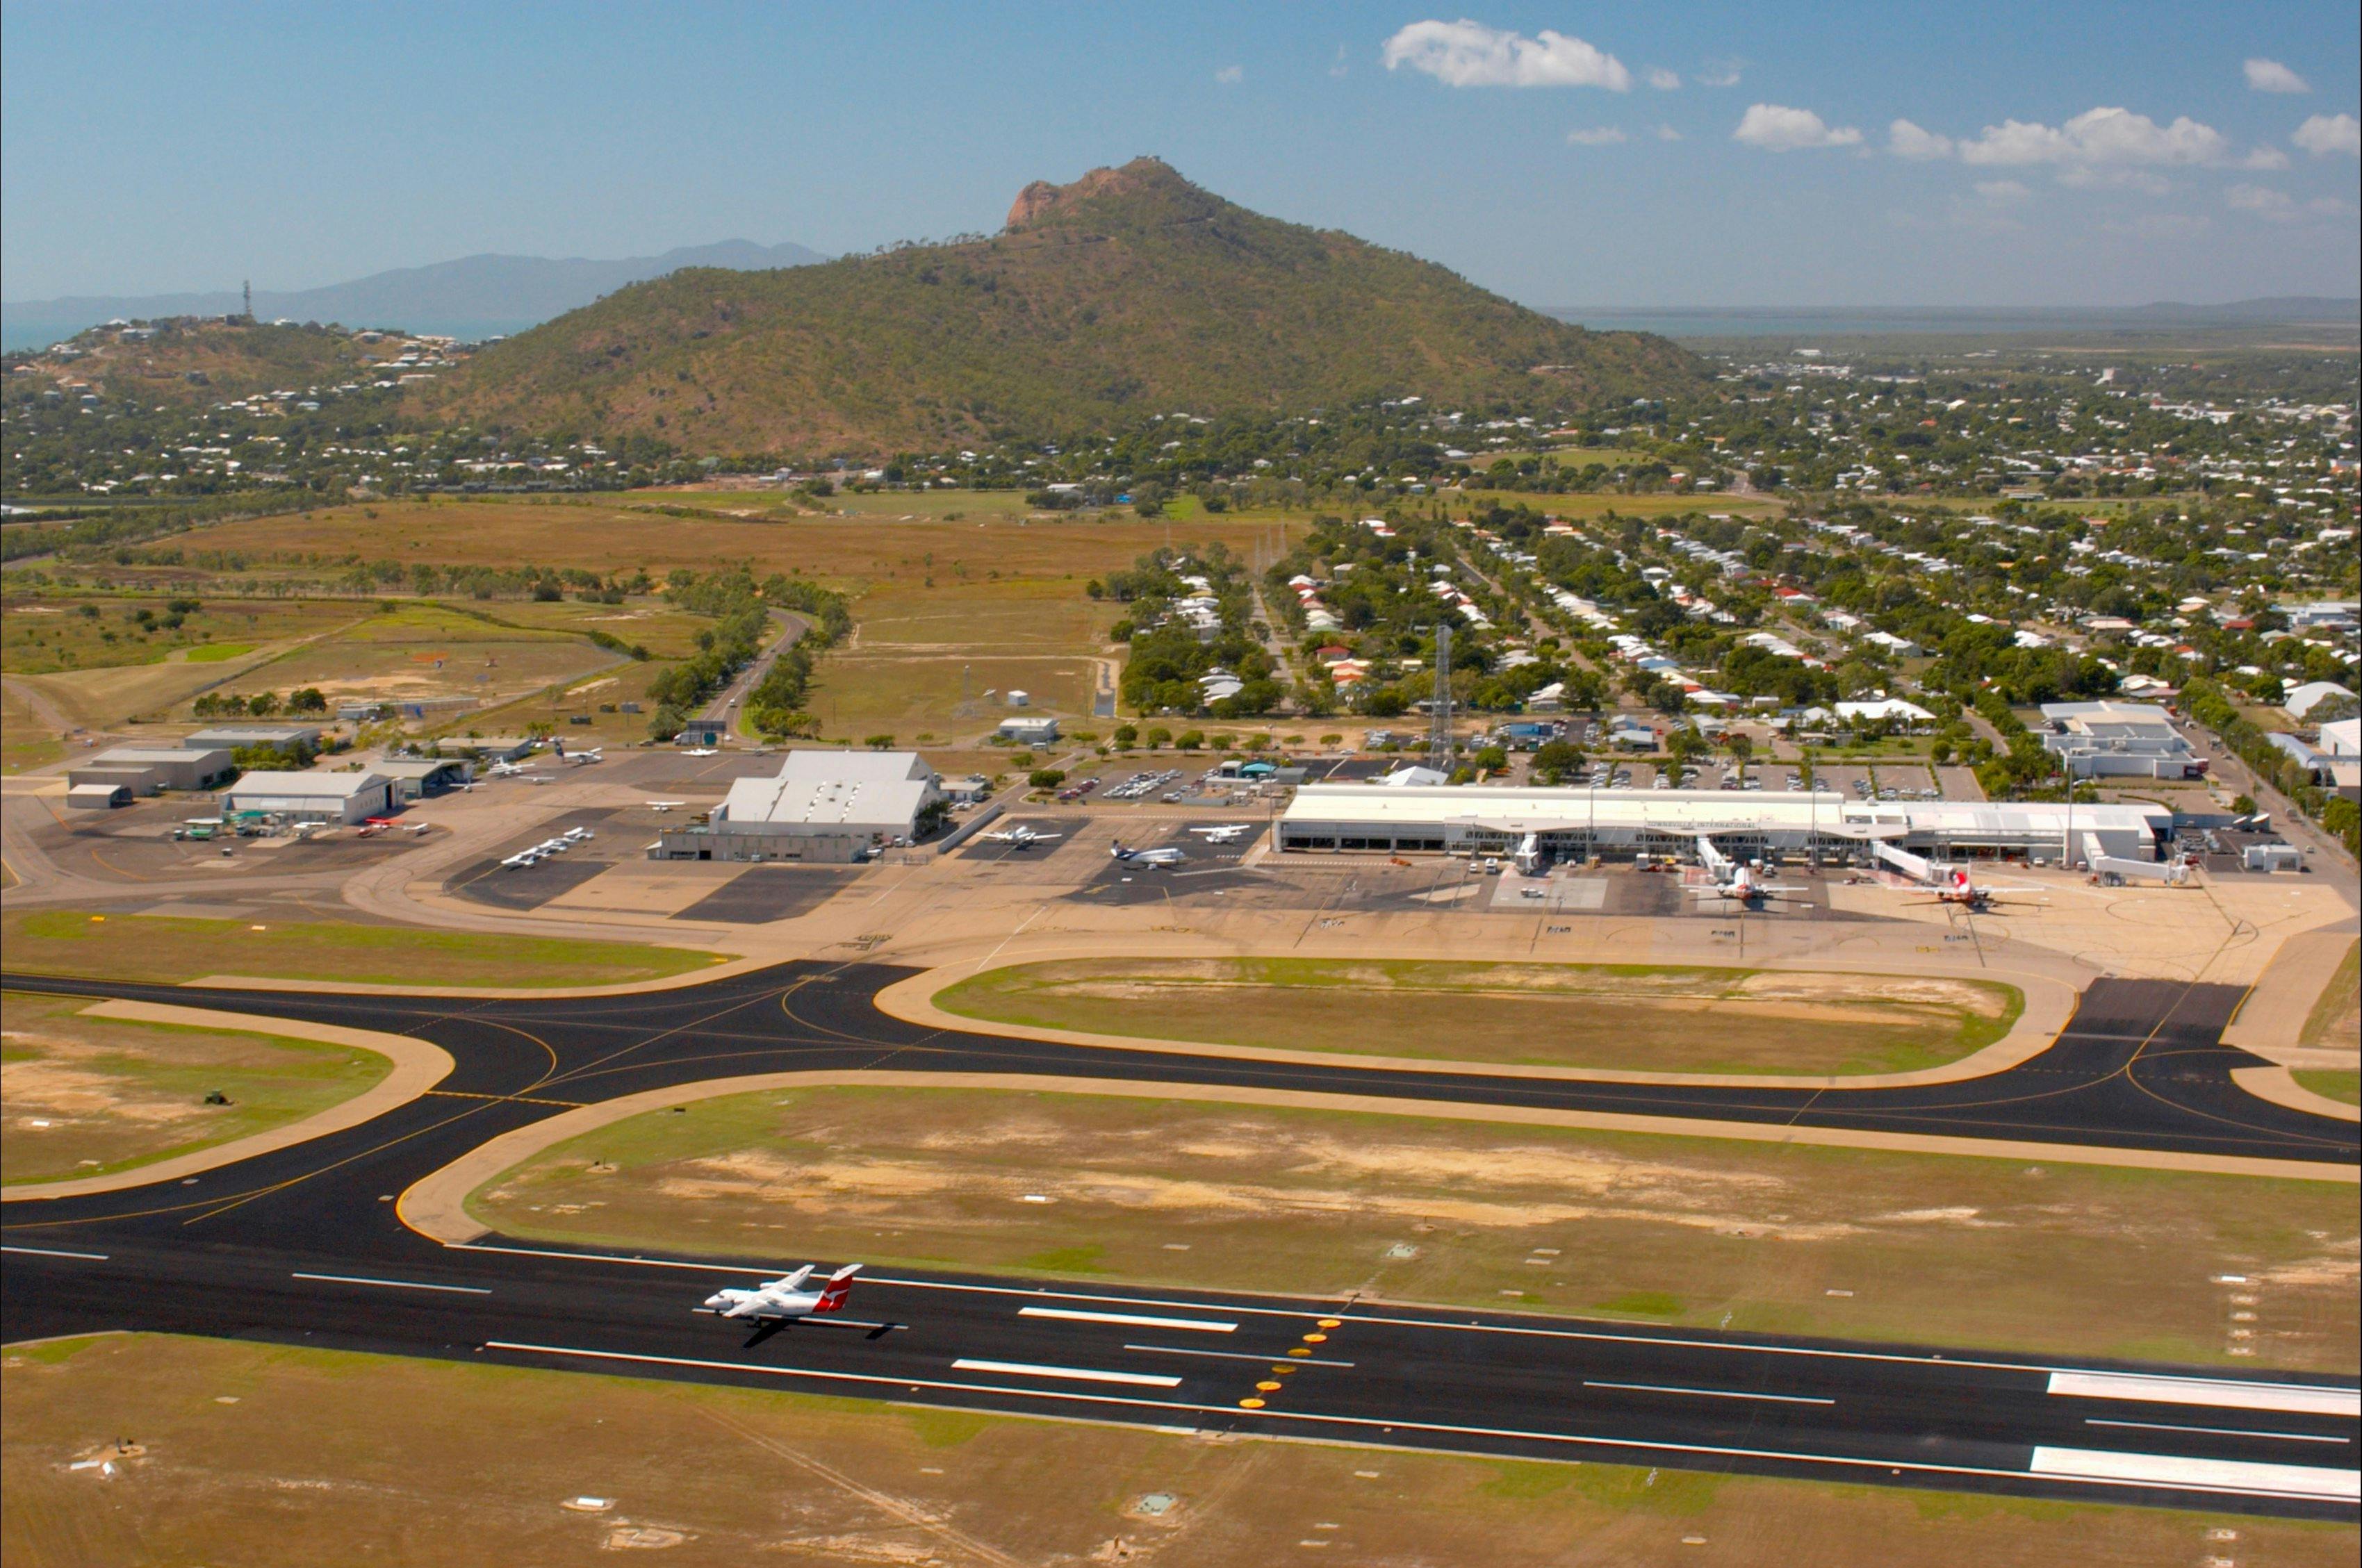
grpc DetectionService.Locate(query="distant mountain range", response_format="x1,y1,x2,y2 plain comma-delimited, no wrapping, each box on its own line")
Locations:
0,240,828,350
1548,298,2361,338
424,158,1704,454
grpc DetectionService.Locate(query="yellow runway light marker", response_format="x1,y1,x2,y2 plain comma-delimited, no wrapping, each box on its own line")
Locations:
1239,1396,1266,1409
1318,1319,1342,1328
1286,1347,1311,1357
1302,1332,1328,1344
1256,1380,1283,1392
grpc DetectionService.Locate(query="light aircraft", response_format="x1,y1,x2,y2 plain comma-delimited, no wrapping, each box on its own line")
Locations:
569,748,603,764
1687,836,1809,908
1110,841,1186,868
698,1264,892,1346
982,824,1061,847
683,748,719,757
487,760,538,778
646,800,686,812
1187,824,1252,843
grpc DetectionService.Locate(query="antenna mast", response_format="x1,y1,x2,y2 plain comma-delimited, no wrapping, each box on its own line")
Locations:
1429,621,1454,769
242,280,252,321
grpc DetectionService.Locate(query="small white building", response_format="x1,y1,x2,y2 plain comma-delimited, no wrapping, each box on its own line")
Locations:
219,770,396,824
997,716,1061,746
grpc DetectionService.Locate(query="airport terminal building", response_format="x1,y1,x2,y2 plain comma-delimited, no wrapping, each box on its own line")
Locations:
1276,784,2174,866
650,750,943,864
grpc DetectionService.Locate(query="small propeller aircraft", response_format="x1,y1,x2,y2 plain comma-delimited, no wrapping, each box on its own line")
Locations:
698,1264,894,1346
1686,835,1810,908
569,747,604,764
1110,840,1186,868
982,824,1061,847
646,800,687,813
486,759,539,778
1187,823,1253,843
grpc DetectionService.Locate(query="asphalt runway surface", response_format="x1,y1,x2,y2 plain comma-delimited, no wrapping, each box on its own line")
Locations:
4,961,2356,1516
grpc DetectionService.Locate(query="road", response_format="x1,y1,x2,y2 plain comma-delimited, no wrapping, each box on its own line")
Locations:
3,961,2355,1517
698,609,807,729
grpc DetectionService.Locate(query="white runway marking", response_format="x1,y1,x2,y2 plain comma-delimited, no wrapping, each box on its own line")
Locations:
2047,1370,2361,1418
2029,1446,2359,1502
951,1358,1182,1388
2086,1417,2349,1445
292,1272,491,1295
1584,1380,1835,1406
0,1245,109,1261
1019,1306,1236,1332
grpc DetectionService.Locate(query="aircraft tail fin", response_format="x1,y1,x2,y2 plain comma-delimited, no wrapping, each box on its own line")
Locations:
816,1263,862,1312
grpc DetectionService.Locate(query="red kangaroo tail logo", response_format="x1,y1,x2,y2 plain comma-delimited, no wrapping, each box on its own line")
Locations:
816,1265,860,1312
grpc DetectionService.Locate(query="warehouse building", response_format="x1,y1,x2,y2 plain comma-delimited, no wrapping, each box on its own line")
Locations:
69,746,236,794
184,724,322,754
373,757,475,800
649,750,942,864
1276,784,2173,865
2037,702,2207,780
218,770,397,825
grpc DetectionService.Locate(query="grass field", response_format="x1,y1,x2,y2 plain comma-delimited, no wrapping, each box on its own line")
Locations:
936,959,2022,1075
0,595,363,676
468,1084,2359,1371
12,1335,2335,1568
0,990,391,1184
213,600,622,716
2300,940,2360,1050
1,681,67,773
2294,1070,2361,1107
1,909,725,989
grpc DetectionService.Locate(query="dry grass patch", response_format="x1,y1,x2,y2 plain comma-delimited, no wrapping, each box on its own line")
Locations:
2,909,724,989
937,959,2022,1076
469,1085,2358,1371
1,990,391,1184
8,1334,2345,1568
2299,941,2360,1051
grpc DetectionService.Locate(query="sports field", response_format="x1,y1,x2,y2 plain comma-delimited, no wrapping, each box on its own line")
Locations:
10,1335,2332,1568
1,909,725,989
1,989,392,1184
935,958,2022,1076
468,1084,2359,1371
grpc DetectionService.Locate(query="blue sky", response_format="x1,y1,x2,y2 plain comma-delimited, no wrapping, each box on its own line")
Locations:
4,2,2356,307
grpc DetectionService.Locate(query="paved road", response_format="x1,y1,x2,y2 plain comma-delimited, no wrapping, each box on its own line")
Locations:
3,962,2355,1516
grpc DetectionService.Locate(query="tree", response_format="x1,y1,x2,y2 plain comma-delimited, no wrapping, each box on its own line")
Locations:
287,687,327,715
864,734,896,750
246,691,281,717
1113,723,1140,748
1726,732,1754,763
1532,738,1584,784
1028,768,1066,789
1473,744,1509,773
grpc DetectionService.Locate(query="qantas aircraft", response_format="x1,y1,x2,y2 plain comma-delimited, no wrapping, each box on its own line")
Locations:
1687,836,1809,908
698,1264,893,1344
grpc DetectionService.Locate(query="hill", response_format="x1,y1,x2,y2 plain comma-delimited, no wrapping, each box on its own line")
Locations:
427,159,1705,454
0,240,828,352
8,319,413,404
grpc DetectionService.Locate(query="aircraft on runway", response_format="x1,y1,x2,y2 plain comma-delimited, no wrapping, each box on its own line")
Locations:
646,800,686,812
1187,824,1252,843
1110,841,1187,868
982,824,1062,848
1688,836,1809,907
698,1264,892,1344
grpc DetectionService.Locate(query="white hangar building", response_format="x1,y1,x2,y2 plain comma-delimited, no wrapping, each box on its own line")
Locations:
650,750,943,864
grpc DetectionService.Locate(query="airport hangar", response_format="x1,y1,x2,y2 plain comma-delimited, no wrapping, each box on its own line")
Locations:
649,750,944,864
1274,784,2174,866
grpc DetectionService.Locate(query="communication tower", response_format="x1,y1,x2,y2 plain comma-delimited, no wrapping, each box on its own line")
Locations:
1429,622,1454,767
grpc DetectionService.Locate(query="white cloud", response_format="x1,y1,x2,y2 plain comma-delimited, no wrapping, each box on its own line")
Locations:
2056,165,2172,195
2241,145,2290,170
1381,19,1630,90
1973,179,2031,201
1566,126,1627,146
1654,124,1684,141
2244,58,2309,94
1732,104,1862,151
1645,66,1680,91
1957,106,2230,167
1887,119,1954,160
1215,64,1243,85
1697,58,1744,88
2227,183,2356,222
1329,44,1349,79
2293,113,2361,158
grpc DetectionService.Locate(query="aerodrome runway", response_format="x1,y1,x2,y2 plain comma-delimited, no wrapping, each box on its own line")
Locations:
3,959,2357,1516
